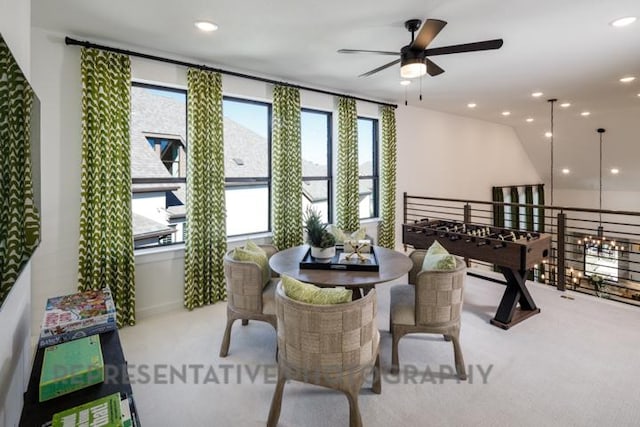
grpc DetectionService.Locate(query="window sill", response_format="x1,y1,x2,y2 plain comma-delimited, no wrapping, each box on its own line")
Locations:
134,232,275,264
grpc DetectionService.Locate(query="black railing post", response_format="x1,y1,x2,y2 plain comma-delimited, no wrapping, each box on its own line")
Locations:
557,212,566,291
403,192,408,252
464,203,471,267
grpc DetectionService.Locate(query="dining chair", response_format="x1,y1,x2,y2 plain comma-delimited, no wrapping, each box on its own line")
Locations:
389,252,467,380
267,282,381,427
219,244,278,357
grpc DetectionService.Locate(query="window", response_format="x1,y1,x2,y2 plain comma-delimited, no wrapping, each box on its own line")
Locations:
357,117,379,219
130,83,187,249
301,109,332,223
223,97,272,236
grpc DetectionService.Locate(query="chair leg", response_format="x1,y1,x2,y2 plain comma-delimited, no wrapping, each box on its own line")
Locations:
219,317,237,358
344,383,363,427
242,319,249,326
372,353,381,394
450,332,467,381
267,371,286,427
391,326,401,375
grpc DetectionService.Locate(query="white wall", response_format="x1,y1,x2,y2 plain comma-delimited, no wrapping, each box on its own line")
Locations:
394,105,542,248
0,1,32,425
555,188,640,213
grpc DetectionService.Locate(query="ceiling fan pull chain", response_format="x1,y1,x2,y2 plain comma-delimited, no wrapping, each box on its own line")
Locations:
419,74,423,101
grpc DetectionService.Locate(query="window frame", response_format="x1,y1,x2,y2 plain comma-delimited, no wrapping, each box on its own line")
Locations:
223,95,273,237
357,116,379,219
301,107,333,223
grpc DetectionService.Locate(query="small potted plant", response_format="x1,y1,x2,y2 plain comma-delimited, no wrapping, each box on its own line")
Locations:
303,206,336,259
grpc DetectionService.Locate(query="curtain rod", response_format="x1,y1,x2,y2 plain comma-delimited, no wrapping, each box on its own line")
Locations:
65,37,397,109
492,184,545,189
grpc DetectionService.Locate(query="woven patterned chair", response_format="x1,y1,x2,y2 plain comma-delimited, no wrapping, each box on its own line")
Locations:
267,282,381,427
219,244,278,357
389,252,467,380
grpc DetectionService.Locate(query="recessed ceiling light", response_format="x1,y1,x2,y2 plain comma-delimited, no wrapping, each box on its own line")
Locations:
610,17,637,27
501,111,511,116
526,117,534,123
611,168,620,174
562,168,570,174
400,80,411,86
581,111,591,116
195,21,218,32
531,92,543,98
560,102,571,108
545,131,553,138
620,76,636,83
467,102,477,108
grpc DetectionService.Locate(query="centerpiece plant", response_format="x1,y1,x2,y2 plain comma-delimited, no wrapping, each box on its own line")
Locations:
303,206,336,259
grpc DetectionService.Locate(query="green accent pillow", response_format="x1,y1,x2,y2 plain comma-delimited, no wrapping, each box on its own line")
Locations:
421,240,457,271
331,225,366,244
426,240,449,255
421,253,457,271
233,247,271,286
281,275,352,304
244,240,265,255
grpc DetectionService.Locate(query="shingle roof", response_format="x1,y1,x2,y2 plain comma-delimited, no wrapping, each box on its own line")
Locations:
130,86,186,180
132,212,175,241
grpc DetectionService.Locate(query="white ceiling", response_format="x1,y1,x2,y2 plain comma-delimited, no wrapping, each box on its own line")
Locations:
32,0,640,192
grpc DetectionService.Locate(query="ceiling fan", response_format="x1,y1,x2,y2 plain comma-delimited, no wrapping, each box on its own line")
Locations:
338,19,503,79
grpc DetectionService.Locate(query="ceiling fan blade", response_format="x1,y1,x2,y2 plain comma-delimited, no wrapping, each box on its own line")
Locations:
338,49,399,55
411,19,447,50
426,59,444,76
424,39,504,56
358,59,401,77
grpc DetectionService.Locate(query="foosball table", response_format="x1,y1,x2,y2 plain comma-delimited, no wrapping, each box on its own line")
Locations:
403,219,552,329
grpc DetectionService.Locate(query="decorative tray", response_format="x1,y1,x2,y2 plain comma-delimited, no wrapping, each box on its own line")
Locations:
299,247,379,272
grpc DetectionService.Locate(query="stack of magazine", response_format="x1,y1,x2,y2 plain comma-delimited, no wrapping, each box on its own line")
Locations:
39,287,117,348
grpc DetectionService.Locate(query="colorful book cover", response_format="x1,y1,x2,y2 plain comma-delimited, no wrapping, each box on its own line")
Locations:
39,287,116,348
51,392,122,427
39,335,105,402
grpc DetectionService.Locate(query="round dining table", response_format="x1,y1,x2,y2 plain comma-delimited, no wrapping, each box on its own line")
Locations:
269,244,413,294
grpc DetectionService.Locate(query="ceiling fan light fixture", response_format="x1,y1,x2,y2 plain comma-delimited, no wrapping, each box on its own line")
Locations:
400,48,427,79
400,58,427,79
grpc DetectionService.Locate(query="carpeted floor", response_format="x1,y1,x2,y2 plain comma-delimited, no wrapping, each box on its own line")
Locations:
119,271,640,426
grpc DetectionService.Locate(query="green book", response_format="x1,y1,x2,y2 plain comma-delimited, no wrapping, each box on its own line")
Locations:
39,335,104,402
51,392,122,427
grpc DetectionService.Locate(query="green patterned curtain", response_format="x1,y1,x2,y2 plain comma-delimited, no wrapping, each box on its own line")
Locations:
78,48,135,327
0,36,40,306
272,85,303,249
537,184,545,233
184,69,226,310
336,97,359,232
510,186,520,230
491,187,505,228
525,186,534,231
378,105,397,249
